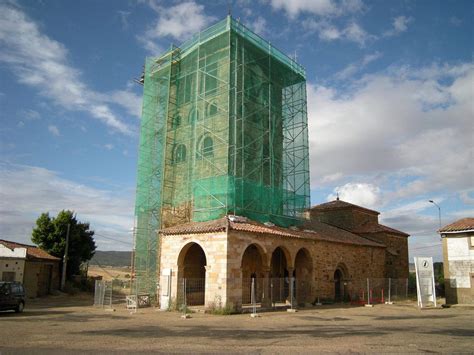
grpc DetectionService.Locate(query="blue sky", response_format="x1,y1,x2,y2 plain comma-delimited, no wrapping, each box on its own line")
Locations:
0,0,472,260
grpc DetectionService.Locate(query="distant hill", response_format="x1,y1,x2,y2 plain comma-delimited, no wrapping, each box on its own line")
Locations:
89,251,132,267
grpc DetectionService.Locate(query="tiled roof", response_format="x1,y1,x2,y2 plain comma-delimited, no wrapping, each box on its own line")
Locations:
310,199,380,215
439,218,474,233
352,223,409,237
160,216,385,248
0,239,60,261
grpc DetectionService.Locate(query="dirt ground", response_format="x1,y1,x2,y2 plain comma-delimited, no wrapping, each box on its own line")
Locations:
0,293,473,354
87,266,131,281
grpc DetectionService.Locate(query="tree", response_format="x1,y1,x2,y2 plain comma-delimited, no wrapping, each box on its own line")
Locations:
32,210,96,279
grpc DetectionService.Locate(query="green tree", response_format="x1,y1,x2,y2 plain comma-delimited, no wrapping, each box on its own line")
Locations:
32,210,96,279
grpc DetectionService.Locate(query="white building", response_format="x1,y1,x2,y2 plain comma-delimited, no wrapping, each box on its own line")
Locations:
440,218,474,304
0,239,60,297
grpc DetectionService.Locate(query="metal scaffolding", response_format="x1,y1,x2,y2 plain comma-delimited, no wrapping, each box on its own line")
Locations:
133,16,310,299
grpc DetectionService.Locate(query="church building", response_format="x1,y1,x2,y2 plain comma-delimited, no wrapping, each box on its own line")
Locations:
133,16,409,310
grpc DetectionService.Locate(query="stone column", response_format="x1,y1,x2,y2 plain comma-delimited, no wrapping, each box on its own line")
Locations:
204,265,211,307
287,266,296,307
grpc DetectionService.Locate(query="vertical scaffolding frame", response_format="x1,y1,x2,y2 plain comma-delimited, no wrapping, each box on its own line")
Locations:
134,17,310,297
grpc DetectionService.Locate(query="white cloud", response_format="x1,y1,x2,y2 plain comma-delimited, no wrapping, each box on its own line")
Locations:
140,1,215,53
303,19,373,46
270,0,363,18
449,16,462,27
307,61,474,201
460,190,474,205
117,10,131,30
335,52,382,79
19,109,41,121
0,163,134,250
104,144,114,151
102,89,142,119
383,15,412,37
328,182,380,208
48,125,60,136
319,25,341,40
0,3,134,135
249,16,267,36
343,22,371,45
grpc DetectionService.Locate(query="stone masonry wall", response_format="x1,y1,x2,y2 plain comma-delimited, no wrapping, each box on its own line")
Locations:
227,230,385,307
359,232,409,279
159,230,386,309
159,232,228,308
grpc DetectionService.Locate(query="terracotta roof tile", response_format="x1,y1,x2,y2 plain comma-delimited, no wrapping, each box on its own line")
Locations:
439,218,474,233
352,223,409,237
310,199,380,215
160,216,385,248
0,239,60,261
160,218,228,235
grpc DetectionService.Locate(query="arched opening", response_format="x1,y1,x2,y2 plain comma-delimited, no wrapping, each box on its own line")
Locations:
172,144,186,164
241,244,265,304
207,101,218,117
270,247,290,303
188,108,200,123
196,135,213,159
177,243,206,306
294,248,313,305
334,267,347,302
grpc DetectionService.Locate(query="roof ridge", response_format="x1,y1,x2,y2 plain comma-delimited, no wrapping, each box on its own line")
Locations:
310,199,380,215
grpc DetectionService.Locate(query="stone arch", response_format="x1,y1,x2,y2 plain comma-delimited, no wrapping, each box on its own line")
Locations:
294,248,313,304
188,107,200,123
241,243,267,304
206,99,219,117
177,242,207,306
270,246,292,303
196,134,214,159
172,144,186,164
334,262,349,302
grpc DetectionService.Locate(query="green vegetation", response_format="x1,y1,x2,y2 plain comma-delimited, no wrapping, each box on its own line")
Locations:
32,210,96,279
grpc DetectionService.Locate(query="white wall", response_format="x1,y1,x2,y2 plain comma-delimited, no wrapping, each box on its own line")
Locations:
0,244,27,258
446,235,474,288
0,244,27,282
0,258,26,282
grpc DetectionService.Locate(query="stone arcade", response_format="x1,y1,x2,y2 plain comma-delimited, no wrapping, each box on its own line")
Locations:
159,199,409,309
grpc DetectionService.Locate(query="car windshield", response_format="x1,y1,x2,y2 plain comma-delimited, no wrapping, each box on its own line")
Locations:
0,282,7,295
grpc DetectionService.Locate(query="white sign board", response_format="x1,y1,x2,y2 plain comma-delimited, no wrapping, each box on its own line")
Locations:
160,268,172,310
414,257,437,308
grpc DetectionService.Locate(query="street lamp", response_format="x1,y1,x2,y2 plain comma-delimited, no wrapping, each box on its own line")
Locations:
428,200,442,232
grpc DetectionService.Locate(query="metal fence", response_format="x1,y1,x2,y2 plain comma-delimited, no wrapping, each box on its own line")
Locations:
347,278,412,305
94,279,146,310
95,277,415,313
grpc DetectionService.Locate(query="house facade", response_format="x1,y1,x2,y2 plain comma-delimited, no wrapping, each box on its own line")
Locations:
440,218,474,304
0,240,61,298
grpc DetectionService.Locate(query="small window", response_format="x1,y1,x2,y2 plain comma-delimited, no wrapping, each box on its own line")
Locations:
188,108,200,123
172,144,186,164
196,135,214,159
172,114,181,129
207,102,218,117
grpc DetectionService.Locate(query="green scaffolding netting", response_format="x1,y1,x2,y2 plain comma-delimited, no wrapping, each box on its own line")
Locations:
134,16,310,297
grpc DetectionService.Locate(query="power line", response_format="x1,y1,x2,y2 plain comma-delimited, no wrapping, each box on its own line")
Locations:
410,244,442,251
93,233,133,246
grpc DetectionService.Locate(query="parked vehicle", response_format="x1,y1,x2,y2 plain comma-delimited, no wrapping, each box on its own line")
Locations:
0,281,26,313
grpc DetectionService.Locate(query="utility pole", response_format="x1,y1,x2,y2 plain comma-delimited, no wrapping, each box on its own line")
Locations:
428,200,442,231
61,223,70,291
